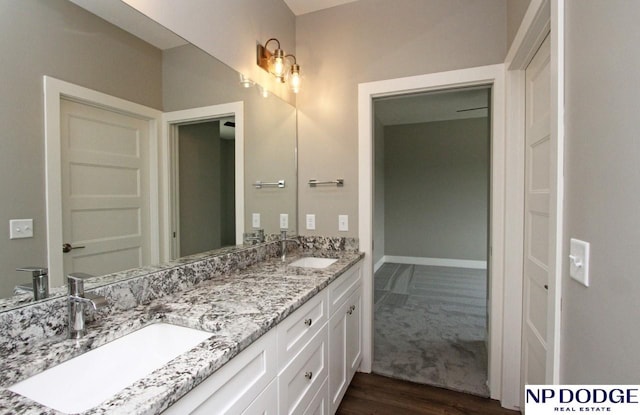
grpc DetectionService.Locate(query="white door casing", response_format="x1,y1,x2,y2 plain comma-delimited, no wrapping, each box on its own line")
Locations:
522,34,552,391
503,0,564,409
44,76,162,287
358,64,505,400
60,99,151,277
161,102,245,261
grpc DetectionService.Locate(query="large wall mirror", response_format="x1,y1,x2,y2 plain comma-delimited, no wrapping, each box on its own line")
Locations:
0,0,297,308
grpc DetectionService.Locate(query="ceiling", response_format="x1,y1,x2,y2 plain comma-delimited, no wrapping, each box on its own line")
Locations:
374,87,491,126
283,0,359,15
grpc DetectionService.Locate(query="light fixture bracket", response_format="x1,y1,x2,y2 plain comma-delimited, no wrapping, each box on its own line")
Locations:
256,43,272,73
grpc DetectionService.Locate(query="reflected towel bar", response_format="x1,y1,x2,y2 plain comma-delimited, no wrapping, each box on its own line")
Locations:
254,180,285,189
308,178,344,187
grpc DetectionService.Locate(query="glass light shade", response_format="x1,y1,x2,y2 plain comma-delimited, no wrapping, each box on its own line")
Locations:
239,73,254,88
269,48,286,81
289,64,301,94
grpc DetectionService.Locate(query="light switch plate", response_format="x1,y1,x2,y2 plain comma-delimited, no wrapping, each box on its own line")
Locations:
280,214,288,230
569,238,590,287
252,213,260,229
10,219,33,239
338,215,348,232
306,214,316,230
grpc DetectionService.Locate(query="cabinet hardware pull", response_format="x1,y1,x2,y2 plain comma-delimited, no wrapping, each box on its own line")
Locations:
347,304,356,315
304,371,313,380
304,318,312,327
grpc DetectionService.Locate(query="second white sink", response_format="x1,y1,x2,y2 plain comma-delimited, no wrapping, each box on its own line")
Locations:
289,257,338,269
9,323,211,414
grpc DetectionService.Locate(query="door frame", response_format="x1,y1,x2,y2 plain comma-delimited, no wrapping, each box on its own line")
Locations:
358,63,505,399
161,102,245,261
44,76,162,288
503,0,564,408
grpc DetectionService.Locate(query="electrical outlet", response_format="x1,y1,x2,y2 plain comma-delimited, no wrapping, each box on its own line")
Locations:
338,215,348,232
280,213,289,229
252,213,260,229
10,219,33,239
306,214,316,230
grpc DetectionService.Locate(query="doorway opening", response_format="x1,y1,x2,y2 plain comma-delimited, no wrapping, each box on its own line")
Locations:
172,117,236,258
372,86,492,396
161,101,244,263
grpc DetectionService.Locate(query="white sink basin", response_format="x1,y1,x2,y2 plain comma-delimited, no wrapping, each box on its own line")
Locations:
9,323,211,414
289,257,338,269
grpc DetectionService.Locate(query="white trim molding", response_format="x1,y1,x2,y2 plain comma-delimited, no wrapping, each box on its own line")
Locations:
43,76,162,287
161,102,245,262
379,256,487,270
358,64,505,401
501,0,564,409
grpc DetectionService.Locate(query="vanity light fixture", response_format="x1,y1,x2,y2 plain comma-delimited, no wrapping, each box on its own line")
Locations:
257,38,301,93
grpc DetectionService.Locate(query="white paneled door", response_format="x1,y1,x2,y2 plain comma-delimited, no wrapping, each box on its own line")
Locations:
60,99,151,277
521,33,553,394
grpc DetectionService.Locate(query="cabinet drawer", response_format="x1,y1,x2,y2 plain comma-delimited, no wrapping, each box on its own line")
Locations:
303,378,329,415
328,262,362,315
277,289,327,368
279,324,328,415
241,378,278,415
164,330,277,415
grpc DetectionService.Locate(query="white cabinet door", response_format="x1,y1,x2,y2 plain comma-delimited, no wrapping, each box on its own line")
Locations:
345,288,362,377
328,284,362,414
328,294,349,413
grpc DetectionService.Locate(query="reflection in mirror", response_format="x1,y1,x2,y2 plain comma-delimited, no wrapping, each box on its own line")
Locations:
0,0,296,309
175,117,236,258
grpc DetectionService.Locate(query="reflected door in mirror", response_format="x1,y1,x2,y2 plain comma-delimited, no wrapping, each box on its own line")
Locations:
60,99,151,277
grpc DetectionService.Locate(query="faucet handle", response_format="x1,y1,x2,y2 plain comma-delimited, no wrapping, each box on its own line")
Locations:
16,267,48,277
68,272,95,296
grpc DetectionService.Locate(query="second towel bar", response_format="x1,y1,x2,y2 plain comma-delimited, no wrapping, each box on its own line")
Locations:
308,178,344,187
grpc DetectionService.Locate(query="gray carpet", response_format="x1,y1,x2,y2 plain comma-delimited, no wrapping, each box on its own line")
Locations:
373,263,489,397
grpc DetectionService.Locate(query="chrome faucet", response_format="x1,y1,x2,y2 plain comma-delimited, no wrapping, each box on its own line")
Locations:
16,267,49,300
67,273,108,339
280,230,299,262
244,229,265,244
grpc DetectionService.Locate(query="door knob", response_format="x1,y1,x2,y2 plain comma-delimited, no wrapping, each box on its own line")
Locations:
62,243,86,253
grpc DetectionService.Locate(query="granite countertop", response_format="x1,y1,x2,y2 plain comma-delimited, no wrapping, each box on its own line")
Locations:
0,251,364,415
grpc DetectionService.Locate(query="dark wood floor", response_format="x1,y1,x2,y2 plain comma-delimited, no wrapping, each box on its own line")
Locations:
337,373,521,415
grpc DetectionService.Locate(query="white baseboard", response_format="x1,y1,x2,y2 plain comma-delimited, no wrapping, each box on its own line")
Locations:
374,257,386,272
380,255,487,270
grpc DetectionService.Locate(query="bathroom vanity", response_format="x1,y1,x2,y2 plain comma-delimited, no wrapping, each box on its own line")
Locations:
0,238,363,414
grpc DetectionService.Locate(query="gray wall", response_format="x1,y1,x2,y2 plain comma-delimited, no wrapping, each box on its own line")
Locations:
178,121,232,256
0,0,162,298
561,0,640,383
123,0,296,104
507,0,531,50
373,118,385,266
162,44,297,235
296,0,507,236
383,118,489,261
